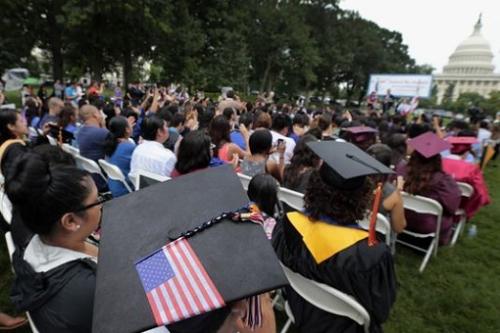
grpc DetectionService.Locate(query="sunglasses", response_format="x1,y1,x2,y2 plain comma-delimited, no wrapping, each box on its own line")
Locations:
74,193,112,213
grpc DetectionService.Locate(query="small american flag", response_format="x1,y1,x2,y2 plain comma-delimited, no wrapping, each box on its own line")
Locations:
136,238,225,325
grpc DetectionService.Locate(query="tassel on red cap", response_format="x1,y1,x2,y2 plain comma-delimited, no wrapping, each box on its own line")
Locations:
368,182,383,246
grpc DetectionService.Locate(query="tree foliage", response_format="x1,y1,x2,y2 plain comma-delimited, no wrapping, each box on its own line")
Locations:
1,0,419,100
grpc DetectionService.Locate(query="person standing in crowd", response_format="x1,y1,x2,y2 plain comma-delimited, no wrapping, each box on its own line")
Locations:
53,80,65,99
64,81,78,105
130,115,176,178
382,89,395,113
290,112,310,143
104,116,136,197
230,112,253,150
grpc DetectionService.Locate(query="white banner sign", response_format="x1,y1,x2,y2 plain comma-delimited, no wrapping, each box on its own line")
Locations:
367,74,433,98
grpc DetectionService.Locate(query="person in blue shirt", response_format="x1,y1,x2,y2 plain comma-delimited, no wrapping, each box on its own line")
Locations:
230,112,253,150
76,105,109,191
104,116,136,197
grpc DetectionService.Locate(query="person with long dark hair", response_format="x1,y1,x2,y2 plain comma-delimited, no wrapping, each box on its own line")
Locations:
104,116,136,197
282,134,320,193
273,141,396,333
171,130,212,177
209,115,249,164
401,132,461,244
0,109,29,176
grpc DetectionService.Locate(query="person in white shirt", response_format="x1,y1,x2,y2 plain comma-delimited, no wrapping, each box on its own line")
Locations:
130,115,176,178
269,113,296,164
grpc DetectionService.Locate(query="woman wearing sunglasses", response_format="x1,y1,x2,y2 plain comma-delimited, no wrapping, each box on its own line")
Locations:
5,152,105,333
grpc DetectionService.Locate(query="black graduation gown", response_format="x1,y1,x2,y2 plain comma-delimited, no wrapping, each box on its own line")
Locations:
272,214,396,333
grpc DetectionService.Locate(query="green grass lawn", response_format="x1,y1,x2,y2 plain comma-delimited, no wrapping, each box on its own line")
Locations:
1,161,498,332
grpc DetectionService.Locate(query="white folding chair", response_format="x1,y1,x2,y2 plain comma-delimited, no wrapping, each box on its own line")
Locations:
397,192,443,273
132,170,171,191
26,312,40,333
357,213,392,248
278,186,305,212
0,186,13,224
61,143,80,157
237,173,252,191
4,231,15,268
98,159,133,193
28,126,38,138
279,263,371,333
450,182,474,246
46,135,58,146
74,155,107,182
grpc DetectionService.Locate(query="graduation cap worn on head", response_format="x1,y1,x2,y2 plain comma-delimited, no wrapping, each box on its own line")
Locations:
408,131,450,158
93,165,287,333
446,136,478,145
307,141,393,191
341,126,377,143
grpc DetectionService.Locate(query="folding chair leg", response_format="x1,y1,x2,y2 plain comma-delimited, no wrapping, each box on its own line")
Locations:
451,219,465,246
280,318,293,333
419,239,436,273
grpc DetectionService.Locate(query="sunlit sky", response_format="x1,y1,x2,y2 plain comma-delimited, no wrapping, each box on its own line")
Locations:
340,0,500,73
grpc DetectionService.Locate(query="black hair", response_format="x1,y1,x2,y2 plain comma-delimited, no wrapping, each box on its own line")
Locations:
5,153,91,235
222,107,235,121
141,115,165,141
104,116,129,156
272,112,291,132
58,104,77,129
249,129,272,155
366,143,392,167
479,120,490,129
166,104,179,115
158,107,173,125
122,108,139,122
304,170,373,225
103,102,117,127
209,115,231,156
32,144,76,166
386,133,407,166
407,123,431,139
304,127,322,140
175,130,211,175
239,112,253,128
283,134,320,189
171,112,186,128
226,90,235,99
317,112,333,132
199,107,215,130
0,109,19,145
247,174,279,217
293,112,310,127
457,129,477,137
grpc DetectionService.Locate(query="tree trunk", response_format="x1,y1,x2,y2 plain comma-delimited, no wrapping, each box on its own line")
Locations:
260,56,273,93
123,50,132,88
47,5,64,81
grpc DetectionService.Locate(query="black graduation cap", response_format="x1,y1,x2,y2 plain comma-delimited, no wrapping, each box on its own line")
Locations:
92,165,287,333
307,141,394,190
48,123,74,143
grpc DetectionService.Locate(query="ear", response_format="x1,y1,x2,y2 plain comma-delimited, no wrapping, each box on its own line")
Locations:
7,123,16,132
60,212,81,233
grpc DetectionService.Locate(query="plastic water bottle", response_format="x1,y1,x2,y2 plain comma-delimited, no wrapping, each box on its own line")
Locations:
467,224,477,237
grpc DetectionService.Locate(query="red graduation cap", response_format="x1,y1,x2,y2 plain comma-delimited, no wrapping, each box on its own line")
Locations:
446,136,478,145
408,131,450,158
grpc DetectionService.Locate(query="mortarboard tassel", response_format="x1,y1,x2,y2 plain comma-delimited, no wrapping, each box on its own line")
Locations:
368,182,383,246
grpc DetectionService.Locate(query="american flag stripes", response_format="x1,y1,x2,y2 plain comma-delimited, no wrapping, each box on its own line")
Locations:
136,238,225,325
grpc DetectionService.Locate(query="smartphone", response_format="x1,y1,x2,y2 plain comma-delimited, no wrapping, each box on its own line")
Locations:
277,139,284,145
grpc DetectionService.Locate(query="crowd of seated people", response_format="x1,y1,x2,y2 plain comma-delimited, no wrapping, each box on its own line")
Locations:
0,83,497,333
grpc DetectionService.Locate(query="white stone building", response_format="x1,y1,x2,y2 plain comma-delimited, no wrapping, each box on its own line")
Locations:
435,15,500,104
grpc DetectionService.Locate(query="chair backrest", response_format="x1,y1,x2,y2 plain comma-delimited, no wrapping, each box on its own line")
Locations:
61,143,80,157
457,182,474,198
401,191,443,237
0,187,13,224
278,186,305,212
280,263,370,333
4,231,15,263
74,155,107,181
46,135,58,146
237,173,252,191
357,213,392,246
133,170,171,190
98,160,133,193
28,126,38,138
